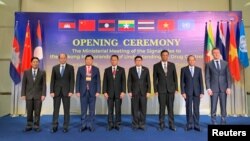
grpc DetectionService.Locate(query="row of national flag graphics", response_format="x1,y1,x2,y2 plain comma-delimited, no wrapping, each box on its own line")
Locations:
58,19,194,31
204,20,249,82
9,21,44,85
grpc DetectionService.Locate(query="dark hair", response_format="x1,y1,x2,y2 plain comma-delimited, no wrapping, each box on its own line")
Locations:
85,55,94,60
58,53,68,59
111,54,119,60
212,48,220,52
161,50,169,56
187,55,196,61
31,57,40,62
134,55,143,61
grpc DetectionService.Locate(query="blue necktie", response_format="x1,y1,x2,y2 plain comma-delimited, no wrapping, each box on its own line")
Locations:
137,68,141,78
60,65,65,77
190,67,194,77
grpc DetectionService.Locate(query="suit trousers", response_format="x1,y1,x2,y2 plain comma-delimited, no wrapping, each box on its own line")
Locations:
107,96,122,126
26,98,42,128
185,93,200,128
131,92,147,127
211,92,227,123
52,92,70,128
158,92,175,127
80,90,96,128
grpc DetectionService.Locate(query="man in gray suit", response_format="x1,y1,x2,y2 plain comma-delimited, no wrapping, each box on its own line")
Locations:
205,48,231,125
21,57,46,132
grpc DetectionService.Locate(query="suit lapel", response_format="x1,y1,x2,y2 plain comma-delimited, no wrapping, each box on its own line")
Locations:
158,62,165,75
186,66,192,78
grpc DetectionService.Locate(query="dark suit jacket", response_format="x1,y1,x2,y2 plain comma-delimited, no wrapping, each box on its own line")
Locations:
153,61,178,93
180,66,204,96
127,66,151,95
50,63,75,97
76,65,101,96
102,66,126,98
21,68,46,100
205,60,231,93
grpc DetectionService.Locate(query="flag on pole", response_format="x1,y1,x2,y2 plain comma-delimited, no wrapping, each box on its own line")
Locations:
9,21,21,85
226,22,230,61
216,21,226,60
238,20,249,68
21,21,32,72
34,20,44,68
204,21,215,63
228,21,241,81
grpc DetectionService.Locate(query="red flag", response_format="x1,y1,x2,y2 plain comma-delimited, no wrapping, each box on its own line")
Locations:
228,21,240,81
58,21,76,29
79,20,95,31
157,20,175,31
21,21,32,72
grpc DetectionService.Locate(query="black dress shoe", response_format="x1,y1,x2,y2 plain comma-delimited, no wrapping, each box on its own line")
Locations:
139,125,145,130
23,127,32,132
79,126,87,132
114,125,120,131
63,128,68,133
107,124,113,131
185,127,192,131
34,128,41,132
194,127,201,132
158,124,165,131
89,127,95,132
51,127,58,133
169,126,176,131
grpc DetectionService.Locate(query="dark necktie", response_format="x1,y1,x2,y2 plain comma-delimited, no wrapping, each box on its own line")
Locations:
33,70,36,81
216,61,220,70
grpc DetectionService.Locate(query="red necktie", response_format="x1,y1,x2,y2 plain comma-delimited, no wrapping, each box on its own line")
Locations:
112,67,116,78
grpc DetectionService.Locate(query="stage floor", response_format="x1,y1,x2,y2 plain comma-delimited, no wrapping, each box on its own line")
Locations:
0,115,249,141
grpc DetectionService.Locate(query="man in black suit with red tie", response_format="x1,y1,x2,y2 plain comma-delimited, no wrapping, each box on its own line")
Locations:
21,57,46,132
50,53,75,133
153,50,178,131
103,55,126,131
128,56,151,130
180,55,204,132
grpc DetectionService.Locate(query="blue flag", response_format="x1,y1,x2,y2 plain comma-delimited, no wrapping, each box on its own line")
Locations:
238,20,249,68
9,21,21,85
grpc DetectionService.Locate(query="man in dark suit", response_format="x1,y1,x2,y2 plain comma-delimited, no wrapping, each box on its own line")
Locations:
128,56,151,130
50,53,75,133
180,55,204,131
153,50,178,131
21,57,46,132
76,55,101,132
103,55,126,131
205,48,231,125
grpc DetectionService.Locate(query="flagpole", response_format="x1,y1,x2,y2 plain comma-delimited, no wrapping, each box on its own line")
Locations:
232,81,237,117
11,83,17,117
242,68,248,117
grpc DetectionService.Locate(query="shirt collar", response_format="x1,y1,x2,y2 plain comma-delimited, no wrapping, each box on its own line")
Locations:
32,68,38,72
112,65,117,69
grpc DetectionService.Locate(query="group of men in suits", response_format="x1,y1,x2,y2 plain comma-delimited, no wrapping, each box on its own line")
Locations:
20,48,231,133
